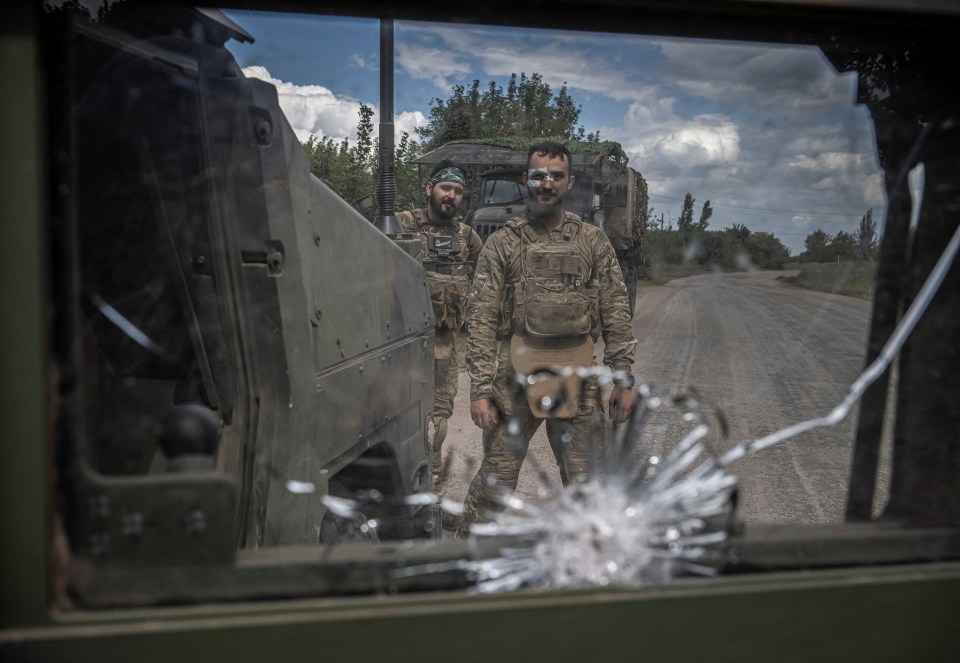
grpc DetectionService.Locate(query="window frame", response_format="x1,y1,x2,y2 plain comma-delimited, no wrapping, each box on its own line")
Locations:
3,0,960,658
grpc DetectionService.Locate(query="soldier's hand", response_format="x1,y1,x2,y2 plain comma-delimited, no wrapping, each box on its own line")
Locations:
608,384,635,423
471,398,499,431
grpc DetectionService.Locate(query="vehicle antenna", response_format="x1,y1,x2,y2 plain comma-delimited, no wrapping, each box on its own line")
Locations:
374,18,404,237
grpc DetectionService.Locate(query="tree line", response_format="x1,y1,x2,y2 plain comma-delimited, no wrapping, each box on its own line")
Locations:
797,209,879,263
644,193,792,270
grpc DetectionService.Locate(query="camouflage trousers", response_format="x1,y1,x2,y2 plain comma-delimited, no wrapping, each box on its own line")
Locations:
431,326,460,491
456,355,605,538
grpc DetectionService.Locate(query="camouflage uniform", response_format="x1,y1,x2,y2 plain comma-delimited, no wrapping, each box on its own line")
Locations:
457,210,636,537
397,208,482,490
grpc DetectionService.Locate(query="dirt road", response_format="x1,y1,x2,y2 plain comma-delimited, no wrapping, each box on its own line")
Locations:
439,270,879,529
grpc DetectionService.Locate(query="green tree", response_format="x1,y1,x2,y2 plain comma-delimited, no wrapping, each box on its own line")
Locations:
647,224,790,270
745,232,791,269
354,104,375,169
301,104,384,220
697,200,713,232
856,208,878,262
645,227,685,266
416,73,588,150
727,223,751,242
830,230,858,261
803,229,832,262
677,193,696,236
393,131,423,212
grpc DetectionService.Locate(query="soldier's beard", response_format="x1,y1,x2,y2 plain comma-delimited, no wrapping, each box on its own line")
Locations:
429,195,458,221
527,191,565,217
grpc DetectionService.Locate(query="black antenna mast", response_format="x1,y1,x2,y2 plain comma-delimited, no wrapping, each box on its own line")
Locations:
374,18,403,237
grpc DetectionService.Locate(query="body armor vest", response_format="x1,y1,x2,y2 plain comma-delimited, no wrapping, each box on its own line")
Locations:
400,208,473,330
506,216,600,338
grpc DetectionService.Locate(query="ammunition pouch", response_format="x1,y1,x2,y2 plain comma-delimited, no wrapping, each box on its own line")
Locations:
427,272,470,330
424,262,457,276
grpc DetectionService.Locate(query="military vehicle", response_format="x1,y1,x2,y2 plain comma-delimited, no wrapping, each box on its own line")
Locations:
36,4,437,556
412,141,647,313
3,0,960,661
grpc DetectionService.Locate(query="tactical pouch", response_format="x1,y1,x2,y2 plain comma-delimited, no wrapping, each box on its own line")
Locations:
427,272,470,330
428,234,462,256
522,243,591,338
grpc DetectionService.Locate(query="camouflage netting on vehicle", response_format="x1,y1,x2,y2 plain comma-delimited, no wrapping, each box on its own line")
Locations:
411,137,628,172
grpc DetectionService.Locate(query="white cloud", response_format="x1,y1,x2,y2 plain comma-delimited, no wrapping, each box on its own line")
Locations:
396,42,472,89
789,152,865,172
348,52,376,70
242,66,426,145
784,134,856,153
614,102,740,172
244,66,362,142
395,110,427,139
460,31,651,103
863,173,886,207
653,39,857,113
650,118,741,166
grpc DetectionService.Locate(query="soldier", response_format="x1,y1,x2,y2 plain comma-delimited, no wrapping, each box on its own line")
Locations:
456,141,637,538
397,160,482,528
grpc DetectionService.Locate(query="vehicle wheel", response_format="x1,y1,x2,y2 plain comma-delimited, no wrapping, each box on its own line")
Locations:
319,508,380,545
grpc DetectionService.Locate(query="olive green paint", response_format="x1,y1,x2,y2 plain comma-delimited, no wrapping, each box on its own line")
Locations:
0,1,49,630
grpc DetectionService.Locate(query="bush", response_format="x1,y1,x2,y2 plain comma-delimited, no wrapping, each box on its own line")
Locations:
779,261,877,300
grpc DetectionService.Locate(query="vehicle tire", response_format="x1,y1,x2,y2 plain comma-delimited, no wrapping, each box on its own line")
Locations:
319,508,381,545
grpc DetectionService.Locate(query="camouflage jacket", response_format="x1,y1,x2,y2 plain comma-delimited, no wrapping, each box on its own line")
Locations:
466,209,637,401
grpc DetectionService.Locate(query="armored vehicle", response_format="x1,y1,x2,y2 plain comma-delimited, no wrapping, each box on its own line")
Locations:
412,141,648,313
41,6,436,554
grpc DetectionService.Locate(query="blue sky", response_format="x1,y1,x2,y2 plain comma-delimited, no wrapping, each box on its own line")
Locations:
222,9,887,255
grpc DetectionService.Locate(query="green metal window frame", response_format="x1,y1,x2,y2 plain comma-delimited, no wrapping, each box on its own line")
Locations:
4,1,960,660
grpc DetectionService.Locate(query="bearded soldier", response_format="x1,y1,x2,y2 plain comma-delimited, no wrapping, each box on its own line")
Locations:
456,142,637,538
398,160,482,526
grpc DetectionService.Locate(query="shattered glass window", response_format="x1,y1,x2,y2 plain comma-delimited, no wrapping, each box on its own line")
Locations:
41,1,960,607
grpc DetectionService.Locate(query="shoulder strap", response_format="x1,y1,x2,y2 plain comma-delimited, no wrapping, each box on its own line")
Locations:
396,208,425,232
504,216,539,243
560,213,580,241
413,208,428,229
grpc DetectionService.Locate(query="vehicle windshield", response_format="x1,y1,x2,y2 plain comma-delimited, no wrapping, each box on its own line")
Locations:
38,0,960,608
479,174,528,206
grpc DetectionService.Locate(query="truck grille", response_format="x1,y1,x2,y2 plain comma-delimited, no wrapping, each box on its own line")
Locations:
474,221,505,243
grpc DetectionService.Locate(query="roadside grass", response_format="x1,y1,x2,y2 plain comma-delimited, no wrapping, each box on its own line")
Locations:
778,260,877,300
